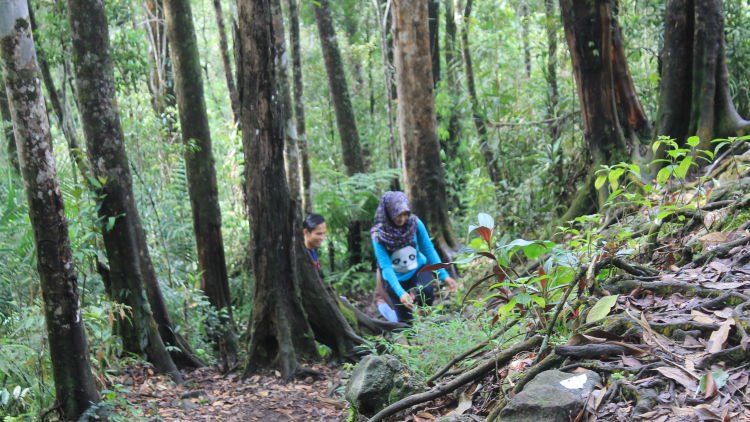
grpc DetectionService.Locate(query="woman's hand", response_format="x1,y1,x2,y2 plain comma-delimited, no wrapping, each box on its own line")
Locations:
444,277,458,293
399,292,415,309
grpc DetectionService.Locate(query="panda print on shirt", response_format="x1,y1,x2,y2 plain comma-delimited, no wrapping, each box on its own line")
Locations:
390,245,418,273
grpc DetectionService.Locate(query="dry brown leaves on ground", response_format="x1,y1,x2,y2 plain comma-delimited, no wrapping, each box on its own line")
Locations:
116,363,347,421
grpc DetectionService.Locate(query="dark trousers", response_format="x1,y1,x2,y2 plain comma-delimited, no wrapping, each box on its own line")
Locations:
384,271,435,323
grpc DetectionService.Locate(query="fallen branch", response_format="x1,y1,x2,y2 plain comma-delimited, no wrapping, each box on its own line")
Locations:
367,335,543,422
604,279,750,303
554,344,631,359
427,325,511,384
684,235,750,269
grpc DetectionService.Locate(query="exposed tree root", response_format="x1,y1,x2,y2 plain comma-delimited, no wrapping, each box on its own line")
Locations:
368,335,542,422
683,234,750,269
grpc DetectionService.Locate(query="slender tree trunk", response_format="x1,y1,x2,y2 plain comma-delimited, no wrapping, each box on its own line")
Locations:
428,0,440,87
28,6,90,183
0,5,100,418
559,0,650,207
373,0,400,178
66,0,182,380
519,0,532,78
212,0,240,125
461,0,500,184
238,0,318,380
286,0,312,213
441,0,464,210
0,74,18,173
392,0,456,257
657,0,750,149
163,0,239,364
544,0,559,141
314,0,367,266
276,0,302,209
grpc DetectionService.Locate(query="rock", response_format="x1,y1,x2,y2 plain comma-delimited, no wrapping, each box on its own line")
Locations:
345,355,424,416
436,415,481,422
499,370,601,422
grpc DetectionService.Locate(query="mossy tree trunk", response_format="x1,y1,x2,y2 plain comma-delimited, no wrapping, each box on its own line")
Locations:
656,0,750,150
392,0,457,257
66,0,183,379
163,0,239,364
559,0,651,208
0,4,100,418
238,0,318,380
314,0,368,267
428,0,440,87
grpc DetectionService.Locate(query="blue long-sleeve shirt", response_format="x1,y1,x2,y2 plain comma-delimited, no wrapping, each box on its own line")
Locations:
373,218,449,298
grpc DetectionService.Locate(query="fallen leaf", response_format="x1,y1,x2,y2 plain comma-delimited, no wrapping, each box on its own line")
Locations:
622,356,642,368
560,373,588,389
691,309,717,325
712,308,734,319
701,372,717,399
706,318,735,354
414,411,436,420
701,281,747,289
700,232,730,247
654,367,698,391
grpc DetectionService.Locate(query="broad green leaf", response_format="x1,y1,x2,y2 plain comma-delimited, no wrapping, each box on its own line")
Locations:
608,168,625,190
674,156,692,179
687,136,700,147
595,175,607,190
586,295,619,324
656,167,672,185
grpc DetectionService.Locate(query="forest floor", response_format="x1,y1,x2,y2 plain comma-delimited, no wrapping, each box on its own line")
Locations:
119,363,348,421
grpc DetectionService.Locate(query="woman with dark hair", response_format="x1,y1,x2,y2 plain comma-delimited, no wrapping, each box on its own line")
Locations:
303,213,327,274
370,191,457,323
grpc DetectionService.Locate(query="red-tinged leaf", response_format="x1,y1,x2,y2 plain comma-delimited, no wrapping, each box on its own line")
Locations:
418,263,452,273
537,268,546,277
476,227,492,246
477,251,497,261
492,265,506,282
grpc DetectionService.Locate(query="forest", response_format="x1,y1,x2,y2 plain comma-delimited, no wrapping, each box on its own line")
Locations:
1,0,749,420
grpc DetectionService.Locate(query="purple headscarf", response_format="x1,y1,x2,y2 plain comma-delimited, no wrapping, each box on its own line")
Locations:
370,191,417,251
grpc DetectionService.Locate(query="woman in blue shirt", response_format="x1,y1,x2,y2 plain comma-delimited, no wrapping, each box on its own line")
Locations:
370,191,457,322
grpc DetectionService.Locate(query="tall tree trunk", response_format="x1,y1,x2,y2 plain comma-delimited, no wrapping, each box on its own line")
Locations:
519,0,532,78
163,0,239,364
441,0,464,211
461,0,500,184
28,6,90,183
144,0,176,118
238,0,318,380
428,0,440,87
559,0,651,209
656,0,750,150
314,0,367,266
392,0,456,257
544,0,559,141
373,0,400,178
276,1,302,210
212,0,240,125
286,0,312,213
0,5,100,418
66,0,183,380
0,74,18,173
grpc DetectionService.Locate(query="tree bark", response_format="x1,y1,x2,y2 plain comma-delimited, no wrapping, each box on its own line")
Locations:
238,0,318,380
392,0,456,256
66,0,182,380
163,0,238,363
286,0,312,213
0,5,100,418
656,0,750,150
428,0,440,86
461,0,500,184
559,0,650,206
0,74,18,173
144,0,176,118
314,0,367,266
212,0,240,125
